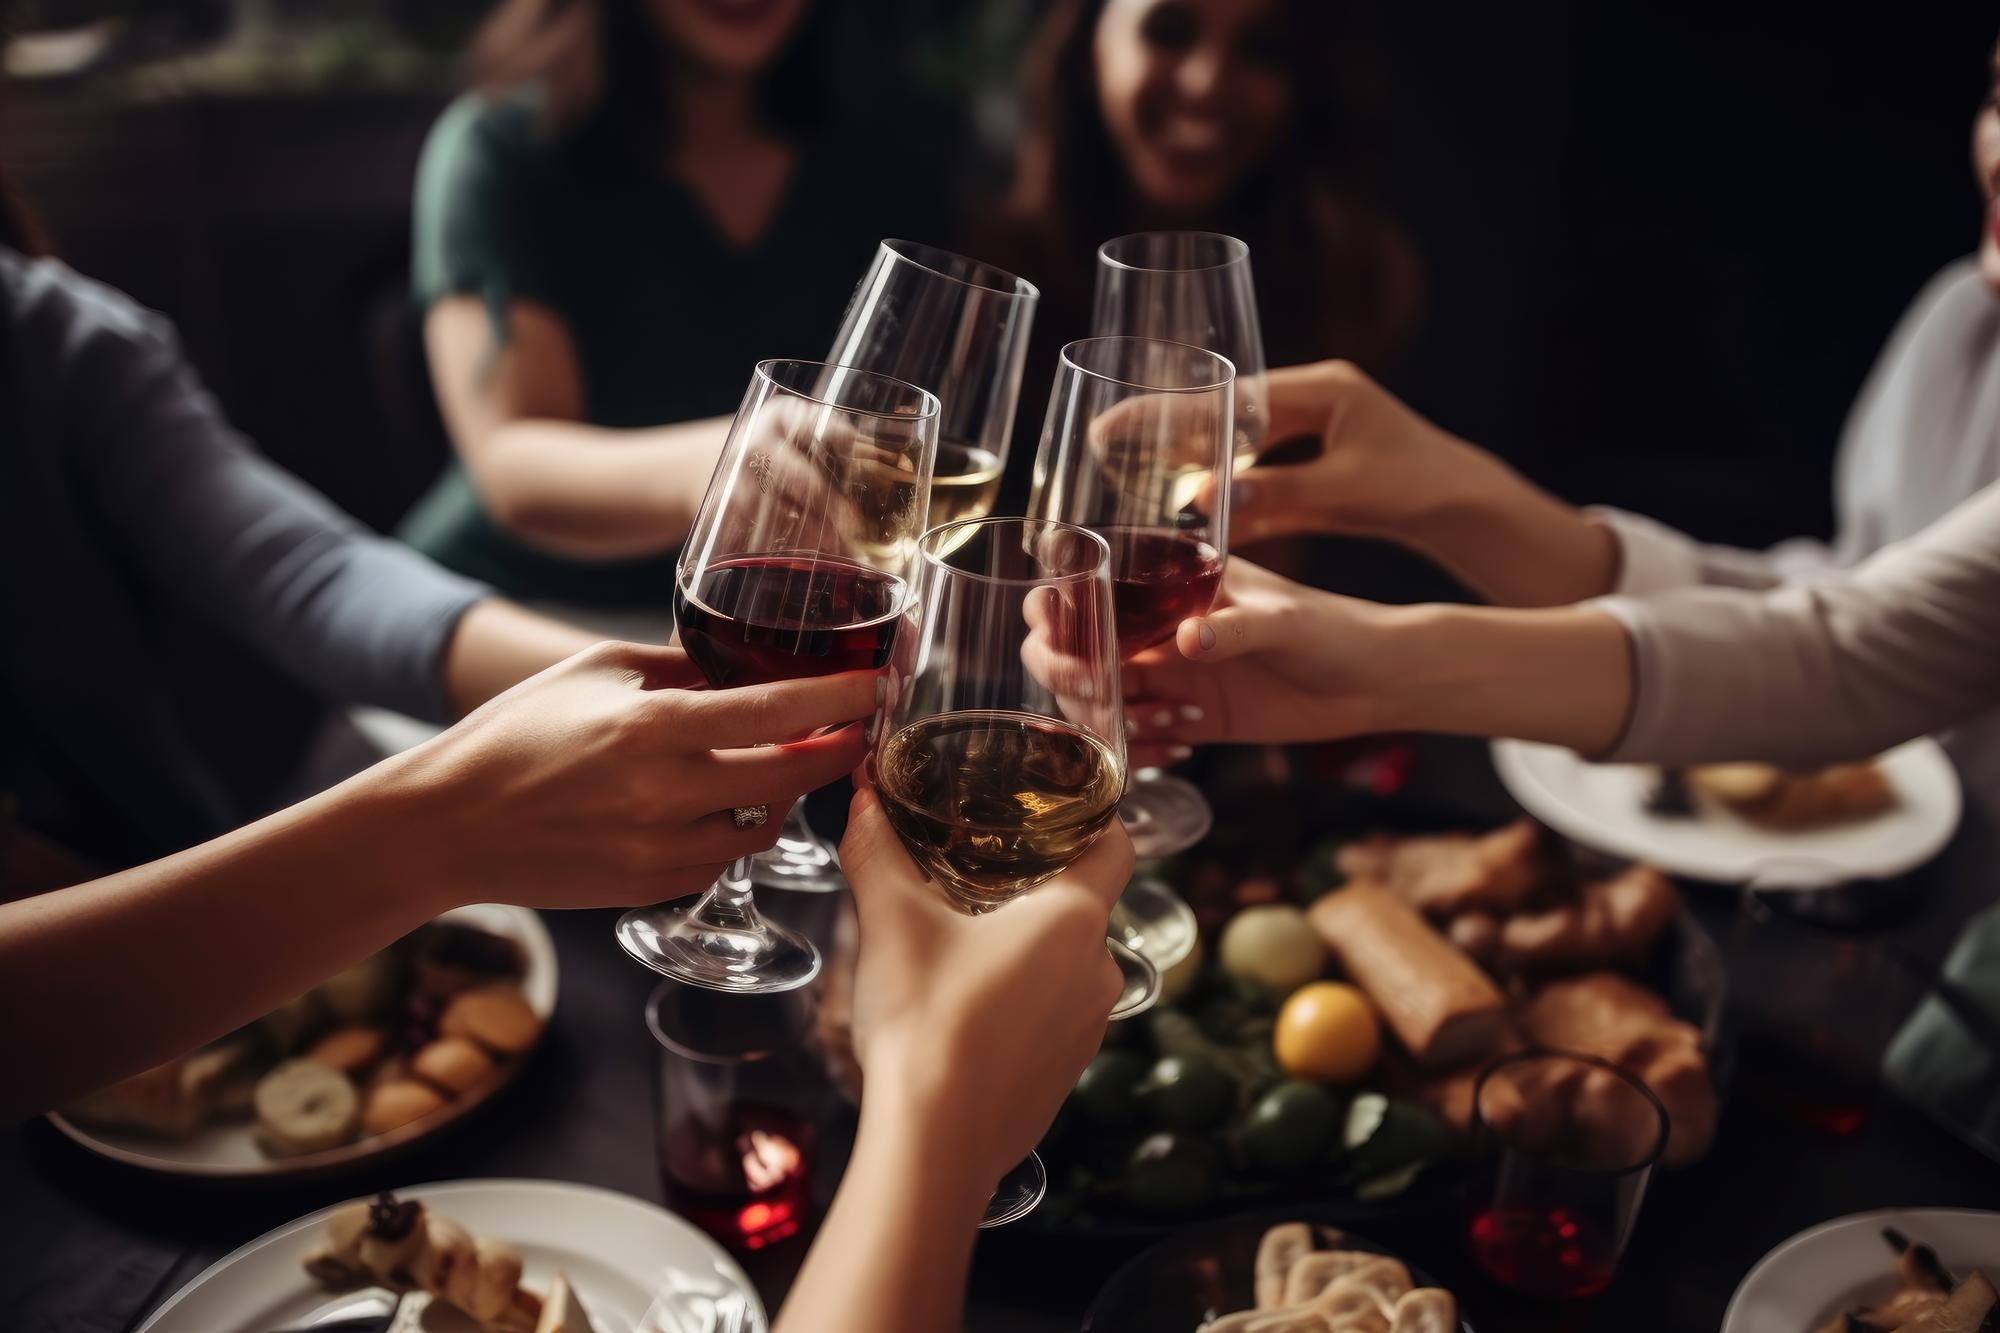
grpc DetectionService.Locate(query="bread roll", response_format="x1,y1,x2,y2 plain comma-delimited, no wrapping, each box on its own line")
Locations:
1310,881,1506,1066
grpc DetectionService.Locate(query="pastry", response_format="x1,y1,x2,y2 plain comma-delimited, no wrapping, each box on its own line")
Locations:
254,1059,360,1157
440,985,542,1055
304,1192,543,1333
1688,759,1896,828
1256,1223,1316,1309
413,1037,496,1096
1310,881,1507,1066
363,1079,448,1136
535,1273,597,1333
1282,1251,1384,1306
1387,1290,1455,1333
65,1037,255,1139
1490,864,1676,971
1211,1226,1453,1333
307,1025,389,1076
1203,1312,1333,1333
1336,819,1545,918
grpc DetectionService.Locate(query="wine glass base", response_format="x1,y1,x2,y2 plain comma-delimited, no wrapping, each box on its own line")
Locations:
1118,772,1213,860
747,834,846,892
1106,937,1162,1021
615,903,821,994
1111,876,1200,973
980,1152,1048,1228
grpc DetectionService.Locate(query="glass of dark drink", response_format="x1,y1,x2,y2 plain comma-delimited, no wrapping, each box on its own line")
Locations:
1029,335,1234,865
872,515,1155,1225
647,980,822,1253
615,359,938,994
1094,232,1267,474
1468,1049,1668,1302
1730,865,1930,1134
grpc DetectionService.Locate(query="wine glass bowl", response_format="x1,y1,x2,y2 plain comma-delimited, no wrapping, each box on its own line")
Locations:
617,358,938,994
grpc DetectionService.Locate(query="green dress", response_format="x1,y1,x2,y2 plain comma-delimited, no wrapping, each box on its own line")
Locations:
401,92,933,607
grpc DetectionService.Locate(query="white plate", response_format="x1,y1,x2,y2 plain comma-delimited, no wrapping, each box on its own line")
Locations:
49,904,558,1180
1722,1207,2000,1333
1491,736,1961,884
136,1178,765,1333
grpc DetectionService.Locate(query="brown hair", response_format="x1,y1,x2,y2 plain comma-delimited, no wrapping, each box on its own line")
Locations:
1000,0,1418,370
469,0,832,163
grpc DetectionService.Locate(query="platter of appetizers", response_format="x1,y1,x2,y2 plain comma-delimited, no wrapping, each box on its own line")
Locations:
1722,1209,2000,1333
1032,816,1726,1231
51,904,557,1179
135,1180,764,1333
1492,737,1960,884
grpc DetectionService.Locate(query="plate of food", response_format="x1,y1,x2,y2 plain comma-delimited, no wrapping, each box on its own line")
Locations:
1034,818,1725,1231
1491,737,1961,885
135,1179,764,1333
1721,1208,2000,1333
51,905,556,1179
1084,1216,1469,1332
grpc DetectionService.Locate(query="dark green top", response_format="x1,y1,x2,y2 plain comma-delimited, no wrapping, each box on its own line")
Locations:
402,92,933,606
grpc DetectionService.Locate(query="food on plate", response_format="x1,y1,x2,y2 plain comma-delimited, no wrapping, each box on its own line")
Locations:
1207,1224,1456,1333
1220,905,1328,993
1337,819,1545,917
304,1192,552,1332
1309,882,1506,1066
1273,983,1381,1084
536,1273,599,1333
62,918,537,1160
1453,864,1678,972
254,1059,362,1157
1810,1227,1999,1333
440,984,543,1055
1681,759,1897,829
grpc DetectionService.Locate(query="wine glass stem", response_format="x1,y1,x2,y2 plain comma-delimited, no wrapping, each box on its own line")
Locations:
694,857,761,930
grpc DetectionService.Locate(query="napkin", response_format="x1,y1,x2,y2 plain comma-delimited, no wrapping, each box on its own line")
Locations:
1884,903,2000,1160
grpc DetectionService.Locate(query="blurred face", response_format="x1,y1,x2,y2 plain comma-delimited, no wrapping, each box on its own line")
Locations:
1093,0,1293,215
1976,40,2000,293
647,0,810,76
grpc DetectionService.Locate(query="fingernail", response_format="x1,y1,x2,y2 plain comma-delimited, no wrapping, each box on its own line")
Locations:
1151,709,1173,729
1179,704,1205,722
1231,479,1255,507
1196,622,1217,653
1167,745,1193,762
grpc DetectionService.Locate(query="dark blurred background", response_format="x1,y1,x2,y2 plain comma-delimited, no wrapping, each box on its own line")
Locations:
4,0,1993,555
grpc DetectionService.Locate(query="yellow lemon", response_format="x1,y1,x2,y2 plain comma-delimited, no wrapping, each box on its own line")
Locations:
1274,981,1382,1084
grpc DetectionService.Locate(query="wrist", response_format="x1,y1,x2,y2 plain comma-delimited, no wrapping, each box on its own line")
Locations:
333,741,475,918
1400,440,1617,606
852,1046,996,1224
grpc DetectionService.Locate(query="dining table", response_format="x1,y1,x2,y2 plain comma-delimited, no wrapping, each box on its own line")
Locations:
6,735,1999,1333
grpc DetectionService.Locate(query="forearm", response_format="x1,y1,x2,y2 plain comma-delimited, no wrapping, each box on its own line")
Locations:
1401,440,1619,607
0,753,450,1118
775,1077,991,1333
441,599,599,717
1376,602,1636,754
470,415,728,560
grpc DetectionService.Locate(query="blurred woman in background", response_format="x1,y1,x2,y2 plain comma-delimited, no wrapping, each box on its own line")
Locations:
983,0,1419,372
404,0,942,606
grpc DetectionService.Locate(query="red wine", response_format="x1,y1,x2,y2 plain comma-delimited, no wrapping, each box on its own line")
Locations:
875,710,1124,913
1739,1034,1875,1135
675,554,904,689
1105,527,1223,658
1469,1204,1621,1299
662,1101,815,1252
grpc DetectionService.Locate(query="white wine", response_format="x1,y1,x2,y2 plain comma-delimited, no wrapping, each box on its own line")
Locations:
876,709,1124,913
1166,427,1256,514
926,439,1004,553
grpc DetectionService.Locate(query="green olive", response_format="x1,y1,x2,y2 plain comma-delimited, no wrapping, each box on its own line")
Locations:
1135,1054,1237,1131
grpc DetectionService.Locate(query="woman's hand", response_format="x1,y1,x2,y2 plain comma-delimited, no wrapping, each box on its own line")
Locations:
394,641,876,910
1123,559,1398,751
838,782,1132,1188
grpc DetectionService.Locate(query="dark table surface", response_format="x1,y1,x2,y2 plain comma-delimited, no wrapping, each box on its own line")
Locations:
7,739,2000,1333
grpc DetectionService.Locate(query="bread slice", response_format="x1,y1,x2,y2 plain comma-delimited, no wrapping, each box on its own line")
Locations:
535,1273,596,1333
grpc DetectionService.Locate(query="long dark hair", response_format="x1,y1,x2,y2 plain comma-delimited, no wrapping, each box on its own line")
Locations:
470,0,832,165
999,0,1417,370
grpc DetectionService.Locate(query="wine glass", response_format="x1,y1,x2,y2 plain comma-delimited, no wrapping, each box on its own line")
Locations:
1030,336,1233,861
616,359,938,994
874,515,1159,1225
1094,231,1267,471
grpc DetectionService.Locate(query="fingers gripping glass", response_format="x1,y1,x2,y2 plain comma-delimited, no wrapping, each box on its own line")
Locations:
1094,231,1267,471
872,516,1159,1225
1030,336,1234,861
617,359,938,994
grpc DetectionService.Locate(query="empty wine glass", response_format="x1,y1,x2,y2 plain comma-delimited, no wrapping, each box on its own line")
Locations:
616,359,938,994
1030,336,1234,861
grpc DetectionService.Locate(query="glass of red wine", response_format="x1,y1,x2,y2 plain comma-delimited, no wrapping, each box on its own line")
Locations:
1029,335,1234,862
616,359,938,994
1468,1048,1668,1302
648,979,823,1252
1094,232,1267,473
872,515,1158,1225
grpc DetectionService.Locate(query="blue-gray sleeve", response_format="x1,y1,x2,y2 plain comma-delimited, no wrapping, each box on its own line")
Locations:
55,268,489,722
